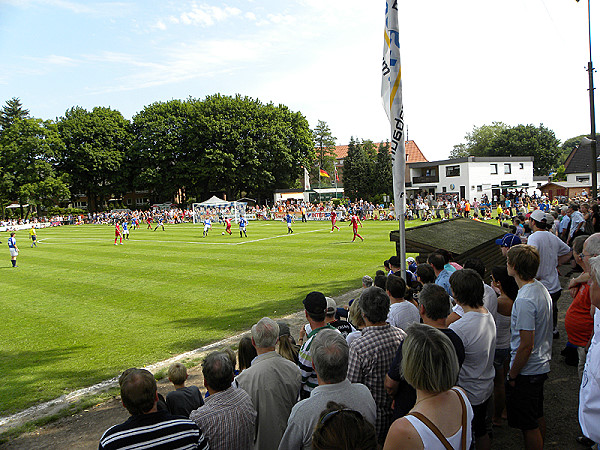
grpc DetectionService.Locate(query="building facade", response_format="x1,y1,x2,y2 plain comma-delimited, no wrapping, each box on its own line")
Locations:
408,156,534,202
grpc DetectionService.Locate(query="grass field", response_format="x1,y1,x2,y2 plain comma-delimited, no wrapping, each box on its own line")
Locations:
0,219,429,416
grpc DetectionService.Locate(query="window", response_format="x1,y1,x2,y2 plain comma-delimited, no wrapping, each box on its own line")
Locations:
442,186,447,193
126,198,132,205
477,185,483,192
519,163,524,170
504,164,511,174
446,165,460,177
490,164,498,174
577,176,590,182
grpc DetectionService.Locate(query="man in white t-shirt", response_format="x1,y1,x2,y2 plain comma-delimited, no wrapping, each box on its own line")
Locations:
506,244,553,450
527,209,572,338
386,273,420,332
579,254,600,446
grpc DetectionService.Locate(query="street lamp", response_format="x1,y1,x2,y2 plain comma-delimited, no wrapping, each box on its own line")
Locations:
577,0,597,198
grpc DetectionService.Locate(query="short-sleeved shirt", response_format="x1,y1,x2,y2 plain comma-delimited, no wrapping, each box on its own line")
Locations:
510,280,553,375
449,311,496,406
387,301,420,332
166,385,204,418
298,324,336,396
526,230,571,294
435,269,452,296
565,283,594,347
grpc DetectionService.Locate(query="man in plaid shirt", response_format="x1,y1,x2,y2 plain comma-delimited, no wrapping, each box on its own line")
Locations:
347,286,406,444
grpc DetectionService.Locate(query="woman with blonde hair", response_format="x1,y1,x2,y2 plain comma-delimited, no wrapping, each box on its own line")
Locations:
384,323,473,450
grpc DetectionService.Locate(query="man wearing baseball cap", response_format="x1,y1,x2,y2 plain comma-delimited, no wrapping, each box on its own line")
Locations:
297,292,336,399
495,233,522,257
527,209,572,338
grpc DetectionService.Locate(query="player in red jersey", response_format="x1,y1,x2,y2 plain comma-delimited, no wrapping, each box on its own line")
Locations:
224,218,232,235
330,210,340,232
114,222,123,245
349,214,364,242
146,217,153,229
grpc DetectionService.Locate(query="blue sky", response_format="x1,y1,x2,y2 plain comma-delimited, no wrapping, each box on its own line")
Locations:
0,0,598,161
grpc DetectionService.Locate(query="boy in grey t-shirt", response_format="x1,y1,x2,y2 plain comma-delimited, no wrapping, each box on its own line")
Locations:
506,244,553,449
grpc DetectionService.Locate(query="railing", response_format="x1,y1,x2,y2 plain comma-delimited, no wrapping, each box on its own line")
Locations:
412,175,439,184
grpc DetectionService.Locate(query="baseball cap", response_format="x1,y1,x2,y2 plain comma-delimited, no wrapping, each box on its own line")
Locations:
303,291,327,315
406,257,416,263
529,210,546,223
495,233,522,248
545,213,555,224
325,297,337,315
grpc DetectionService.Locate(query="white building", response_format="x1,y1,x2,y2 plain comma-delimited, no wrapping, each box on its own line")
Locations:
408,156,534,202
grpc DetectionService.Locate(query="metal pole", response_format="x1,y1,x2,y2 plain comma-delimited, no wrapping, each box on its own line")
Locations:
585,0,597,198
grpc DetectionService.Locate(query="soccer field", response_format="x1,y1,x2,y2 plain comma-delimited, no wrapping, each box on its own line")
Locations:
0,219,415,415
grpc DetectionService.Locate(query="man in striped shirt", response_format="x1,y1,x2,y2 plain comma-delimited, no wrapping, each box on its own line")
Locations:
297,292,335,399
99,368,209,449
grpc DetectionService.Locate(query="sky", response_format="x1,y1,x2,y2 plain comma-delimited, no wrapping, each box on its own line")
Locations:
0,0,598,162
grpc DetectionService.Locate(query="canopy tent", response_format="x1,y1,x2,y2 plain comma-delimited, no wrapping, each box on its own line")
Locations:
197,196,230,207
192,196,247,223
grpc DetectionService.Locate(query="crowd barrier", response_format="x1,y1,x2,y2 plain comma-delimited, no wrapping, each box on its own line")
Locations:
0,222,52,232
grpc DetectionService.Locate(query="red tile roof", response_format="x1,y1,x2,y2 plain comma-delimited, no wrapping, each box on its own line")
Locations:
329,140,428,163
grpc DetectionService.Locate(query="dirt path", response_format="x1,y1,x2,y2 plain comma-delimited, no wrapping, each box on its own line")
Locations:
0,280,587,449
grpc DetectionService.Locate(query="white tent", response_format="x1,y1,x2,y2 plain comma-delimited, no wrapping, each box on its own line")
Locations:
197,196,229,206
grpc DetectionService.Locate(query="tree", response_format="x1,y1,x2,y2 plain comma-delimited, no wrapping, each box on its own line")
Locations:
373,141,393,197
0,97,30,131
490,124,561,176
343,138,374,201
311,120,336,185
450,122,560,175
0,117,69,218
57,107,131,211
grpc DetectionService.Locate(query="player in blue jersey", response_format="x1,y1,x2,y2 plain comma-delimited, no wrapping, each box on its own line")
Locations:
285,212,294,234
8,232,18,267
203,217,212,237
153,216,165,231
239,216,248,238
122,220,129,240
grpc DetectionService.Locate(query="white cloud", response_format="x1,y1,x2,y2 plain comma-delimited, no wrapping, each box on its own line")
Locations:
154,20,167,31
179,4,241,27
24,54,78,66
245,12,256,21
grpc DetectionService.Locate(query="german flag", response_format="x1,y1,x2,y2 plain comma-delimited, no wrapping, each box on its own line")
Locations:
319,169,330,178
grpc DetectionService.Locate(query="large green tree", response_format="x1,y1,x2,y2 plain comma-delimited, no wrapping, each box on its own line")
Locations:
373,141,393,198
0,117,69,218
0,97,30,131
450,122,560,175
343,138,376,201
57,107,132,211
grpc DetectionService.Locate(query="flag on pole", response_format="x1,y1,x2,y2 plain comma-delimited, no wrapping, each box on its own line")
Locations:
303,166,311,190
319,169,330,178
382,0,407,278
381,0,405,219
334,166,340,182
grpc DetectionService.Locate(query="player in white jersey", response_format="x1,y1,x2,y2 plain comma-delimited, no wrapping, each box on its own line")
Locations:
203,217,212,237
8,232,19,267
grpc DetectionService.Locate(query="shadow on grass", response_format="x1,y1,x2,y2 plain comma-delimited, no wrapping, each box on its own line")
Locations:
0,346,116,416
166,278,360,351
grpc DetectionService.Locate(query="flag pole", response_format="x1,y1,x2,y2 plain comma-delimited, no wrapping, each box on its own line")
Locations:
382,0,406,280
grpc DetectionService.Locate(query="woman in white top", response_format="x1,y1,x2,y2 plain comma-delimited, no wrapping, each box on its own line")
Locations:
384,323,473,450
490,265,518,426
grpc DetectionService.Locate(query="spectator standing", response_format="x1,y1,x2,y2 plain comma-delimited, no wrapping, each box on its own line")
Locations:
428,253,452,296
527,209,572,338
279,329,376,450
386,274,420,331
347,287,406,444
99,369,208,450
235,317,301,450
190,352,256,450
448,269,496,450
506,245,553,450
311,402,377,450
165,363,204,418
383,324,473,450
324,297,355,338
298,292,335,399
579,253,600,447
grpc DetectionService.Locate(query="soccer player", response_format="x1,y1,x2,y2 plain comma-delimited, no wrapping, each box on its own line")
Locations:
349,213,364,242
286,212,294,234
330,210,339,232
224,217,232,235
154,216,165,231
29,226,37,247
114,222,123,245
8,232,18,267
239,216,248,238
146,216,153,229
203,217,212,237
122,220,129,240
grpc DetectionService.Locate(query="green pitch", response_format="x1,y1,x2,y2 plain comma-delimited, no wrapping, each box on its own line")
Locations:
0,219,425,416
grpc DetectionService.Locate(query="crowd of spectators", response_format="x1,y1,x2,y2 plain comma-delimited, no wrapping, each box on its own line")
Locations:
95,195,600,449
